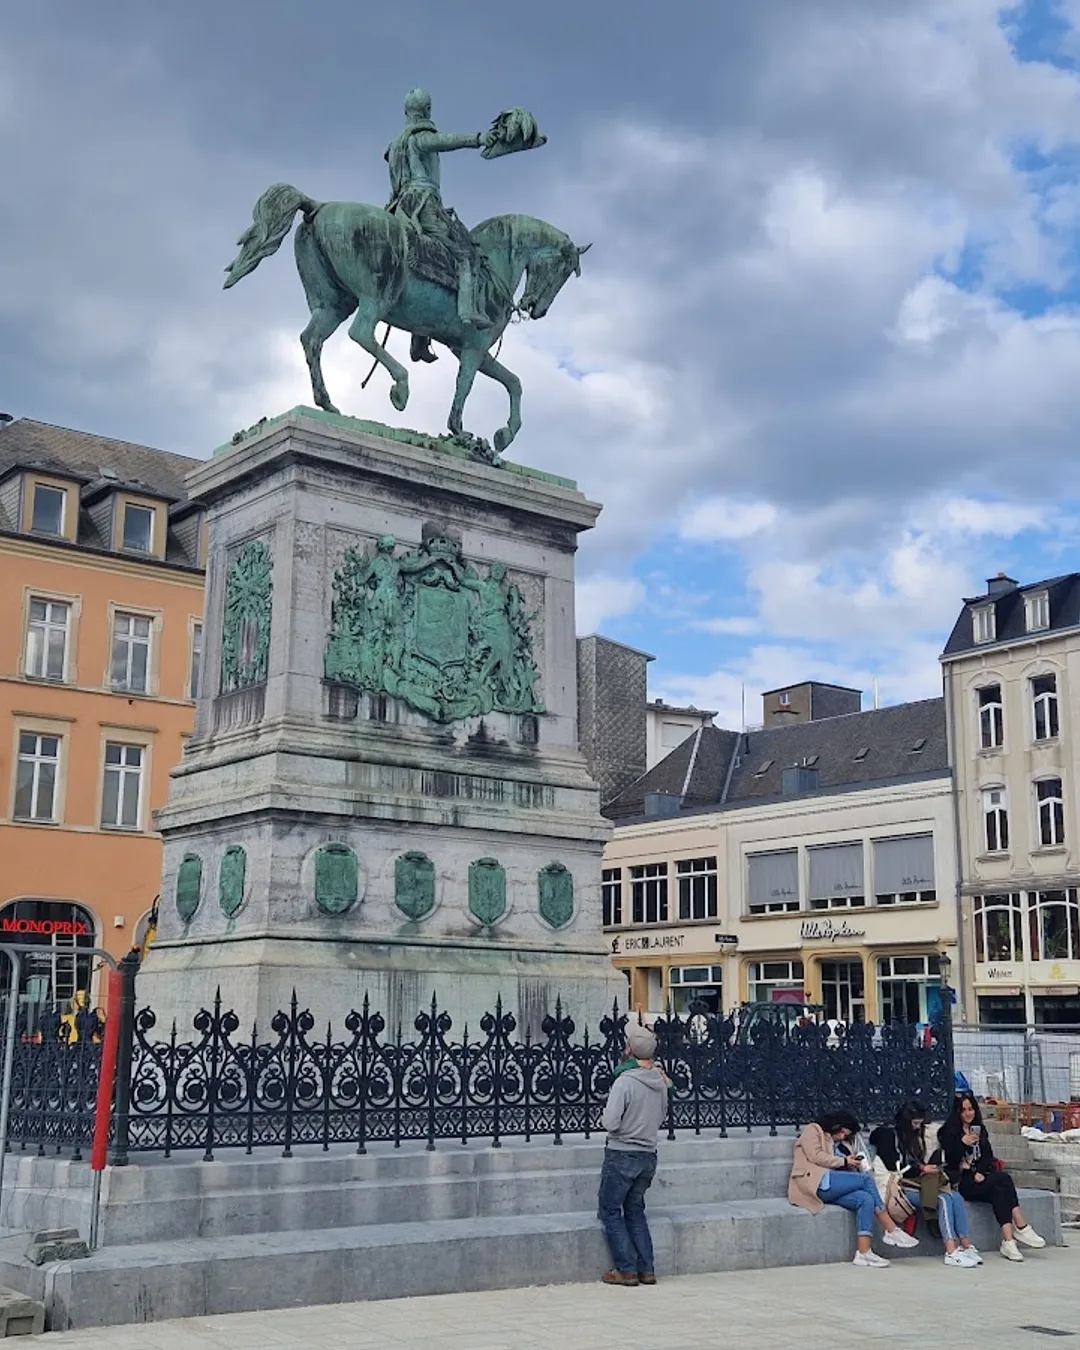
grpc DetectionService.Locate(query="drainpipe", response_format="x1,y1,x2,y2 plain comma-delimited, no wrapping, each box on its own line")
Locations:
943,665,969,1024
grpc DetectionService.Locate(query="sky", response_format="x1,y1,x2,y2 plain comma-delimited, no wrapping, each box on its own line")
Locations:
4,1,1080,729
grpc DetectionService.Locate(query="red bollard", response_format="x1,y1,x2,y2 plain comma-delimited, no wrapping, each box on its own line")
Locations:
90,969,124,1172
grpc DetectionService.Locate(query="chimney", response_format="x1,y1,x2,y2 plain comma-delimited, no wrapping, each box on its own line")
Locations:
644,791,683,819
987,572,1018,597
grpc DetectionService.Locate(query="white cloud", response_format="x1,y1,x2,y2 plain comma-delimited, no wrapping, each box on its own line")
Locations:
680,497,778,543
575,574,646,635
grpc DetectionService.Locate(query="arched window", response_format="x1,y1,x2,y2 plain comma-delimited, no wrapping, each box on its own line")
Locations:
0,899,97,1011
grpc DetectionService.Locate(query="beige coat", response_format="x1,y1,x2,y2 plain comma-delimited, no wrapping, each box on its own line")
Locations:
788,1122,848,1215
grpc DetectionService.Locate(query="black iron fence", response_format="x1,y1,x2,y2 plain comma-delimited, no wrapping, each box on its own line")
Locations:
5,982,952,1161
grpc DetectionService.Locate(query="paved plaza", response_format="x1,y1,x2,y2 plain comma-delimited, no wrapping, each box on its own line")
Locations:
34,1239,1078,1349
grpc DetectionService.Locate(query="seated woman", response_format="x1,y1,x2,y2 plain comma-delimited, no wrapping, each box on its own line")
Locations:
869,1099,981,1267
789,1109,920,1268
938,1093,1046,1262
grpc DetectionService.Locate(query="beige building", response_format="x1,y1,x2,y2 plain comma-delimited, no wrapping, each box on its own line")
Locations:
645,698,716,770
943,572,1080,1026
603,694,958,1025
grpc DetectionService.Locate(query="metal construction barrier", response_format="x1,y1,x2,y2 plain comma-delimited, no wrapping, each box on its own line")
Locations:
953,1024,1080,1103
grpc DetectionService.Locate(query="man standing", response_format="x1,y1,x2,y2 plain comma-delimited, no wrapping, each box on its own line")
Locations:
598,1022,669,1287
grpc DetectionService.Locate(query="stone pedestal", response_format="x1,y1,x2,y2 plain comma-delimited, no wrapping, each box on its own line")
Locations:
140,408,625,1036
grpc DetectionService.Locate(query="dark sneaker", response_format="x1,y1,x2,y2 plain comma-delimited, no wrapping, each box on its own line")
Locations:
601,1271,639,1287
638,1273,657,1285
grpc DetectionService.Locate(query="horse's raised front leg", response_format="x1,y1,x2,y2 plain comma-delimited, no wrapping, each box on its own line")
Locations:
479,351,523,454
448,343,483,437
301,303,353,414
347,303,410,411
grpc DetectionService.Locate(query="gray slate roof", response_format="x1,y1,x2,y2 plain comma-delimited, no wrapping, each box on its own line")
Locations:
604,697,947,822
942,574,1080,657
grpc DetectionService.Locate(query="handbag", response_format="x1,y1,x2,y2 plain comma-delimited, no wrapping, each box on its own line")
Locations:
884,1173,917,1226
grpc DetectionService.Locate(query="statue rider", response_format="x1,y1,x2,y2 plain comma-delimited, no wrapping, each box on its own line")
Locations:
385,88,494,366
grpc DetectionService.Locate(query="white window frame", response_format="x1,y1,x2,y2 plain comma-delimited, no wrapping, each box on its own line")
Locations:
973,893,1024,964
1032,673,1059,742
630,863,669,925
977,684,1003,751
602,868,622,927
1036,777,1065,848
982,786,1009,854
973,604,996,644
29,482,67,536
110,610,154,694
1025,590,1050,634
24,597,71,682
676,856,718,921
748,959,804,1003
13,731,62,822
1031,889,1080,963
100,741,146,831
188,620,203,701
121,502,156,554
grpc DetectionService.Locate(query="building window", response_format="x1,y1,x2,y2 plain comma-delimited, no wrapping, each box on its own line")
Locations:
873,833,936,905
779,692,791,707
982,787,1009,853
111,612,152,693
877,954,941,1025
978,685,1003,750
122,503,155,553
808,842,865,910
630,863,669,925
0,900,96,1013
973,893,1024,964
30,483,66,536
748,960,804,1004
1036,778,1065,847
973,604,996,644
677,856,718,921
746,849,800,914
1025,590,1050,634
1030,889,1080,962
25,598,70,682
820,960,866,1023
101,743,145,830
1032,674,1059,742
669,965,723,1015
189,622,203,700
14,732,60,822
660,721,690,749
602,868,622,927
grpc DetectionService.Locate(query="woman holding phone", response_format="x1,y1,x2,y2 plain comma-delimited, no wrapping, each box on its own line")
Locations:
938,1093,1046,1262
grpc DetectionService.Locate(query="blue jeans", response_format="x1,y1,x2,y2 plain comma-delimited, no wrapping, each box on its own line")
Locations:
903,1186,971,1242
819,1172,884,1237
599,1148,657,1275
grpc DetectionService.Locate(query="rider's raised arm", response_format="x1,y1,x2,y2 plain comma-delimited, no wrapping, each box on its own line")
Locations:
417,130,486,154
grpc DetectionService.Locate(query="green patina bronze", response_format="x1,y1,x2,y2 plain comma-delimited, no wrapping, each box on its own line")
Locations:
394,851,436,920
220,540,272,693
324,529,542,723
176,853,203,922
219,845,247,918
223,90,589,455
314,843,359,915
468,858,506,926
538,862,574,929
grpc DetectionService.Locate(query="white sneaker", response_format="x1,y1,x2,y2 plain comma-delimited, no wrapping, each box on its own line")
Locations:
962,1246,984,1265
1000,1239,1024,1262
853,1250,890,1268
883,1229,920,1248
1016,1225,1046,1249
944,1250,978,1267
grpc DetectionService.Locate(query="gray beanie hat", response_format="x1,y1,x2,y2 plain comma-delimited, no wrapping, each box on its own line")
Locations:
626,1021,657,1060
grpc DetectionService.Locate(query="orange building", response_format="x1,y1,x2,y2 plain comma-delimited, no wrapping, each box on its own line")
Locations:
0,417,205,1011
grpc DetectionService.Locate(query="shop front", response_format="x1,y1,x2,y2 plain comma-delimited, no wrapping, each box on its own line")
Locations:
609,928,737,1018
0,898,100,1013
970,890,1080,1026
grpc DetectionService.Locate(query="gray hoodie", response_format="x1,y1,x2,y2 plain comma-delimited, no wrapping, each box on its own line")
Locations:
602,1066,668,1152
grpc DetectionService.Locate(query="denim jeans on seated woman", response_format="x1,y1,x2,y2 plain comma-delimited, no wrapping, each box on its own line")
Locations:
903,1185,971,1242
818,1171,884,1237
598,1148,658,1276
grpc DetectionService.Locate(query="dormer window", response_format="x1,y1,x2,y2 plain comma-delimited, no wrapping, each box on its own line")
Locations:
972,604,996,645
1025,590,1050,634
30,483,66,536
122,503,155,553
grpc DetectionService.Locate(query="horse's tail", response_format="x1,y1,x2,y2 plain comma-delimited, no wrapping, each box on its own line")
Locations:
223,183,320,289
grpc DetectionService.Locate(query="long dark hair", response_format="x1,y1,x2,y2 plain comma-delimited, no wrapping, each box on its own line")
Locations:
939,1092,983,1144
818,1109,860,1137
894,1099,930,1160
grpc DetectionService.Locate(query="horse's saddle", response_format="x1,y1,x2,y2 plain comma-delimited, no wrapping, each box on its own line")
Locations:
405,229,460,294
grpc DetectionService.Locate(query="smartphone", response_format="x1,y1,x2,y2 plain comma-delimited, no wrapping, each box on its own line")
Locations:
970,1125,981,1139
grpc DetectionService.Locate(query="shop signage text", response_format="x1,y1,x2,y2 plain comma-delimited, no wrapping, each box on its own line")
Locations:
985,967,1017,980
613,933,684,953
1,917,90,938
799,918,866,943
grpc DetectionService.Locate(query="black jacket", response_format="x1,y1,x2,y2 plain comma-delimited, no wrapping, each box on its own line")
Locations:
937,1124,997,1186
869,1124,933,1181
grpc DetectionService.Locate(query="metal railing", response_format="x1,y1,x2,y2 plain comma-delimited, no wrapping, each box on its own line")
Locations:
953,1024,1080,1104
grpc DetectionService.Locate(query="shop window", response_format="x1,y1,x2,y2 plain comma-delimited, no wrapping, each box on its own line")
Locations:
819,960,866,1023
1033,994,1080,1027
0,899,96,1014
746,849,799,914
1032,674,1059,742
973,893,1024,964
676,856,718,921
978,685,1003,750
1030,889,1080,962
976,995,1026,1027
877,953,941,1025
669,964,723,1015
748,959,804,1004
808,842,865,910
25,598,70,682
602,868,623,927
1036,778,1065,847
630,863,668,925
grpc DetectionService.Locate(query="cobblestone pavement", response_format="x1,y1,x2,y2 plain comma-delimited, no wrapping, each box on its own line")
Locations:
36,1241,1078,1349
